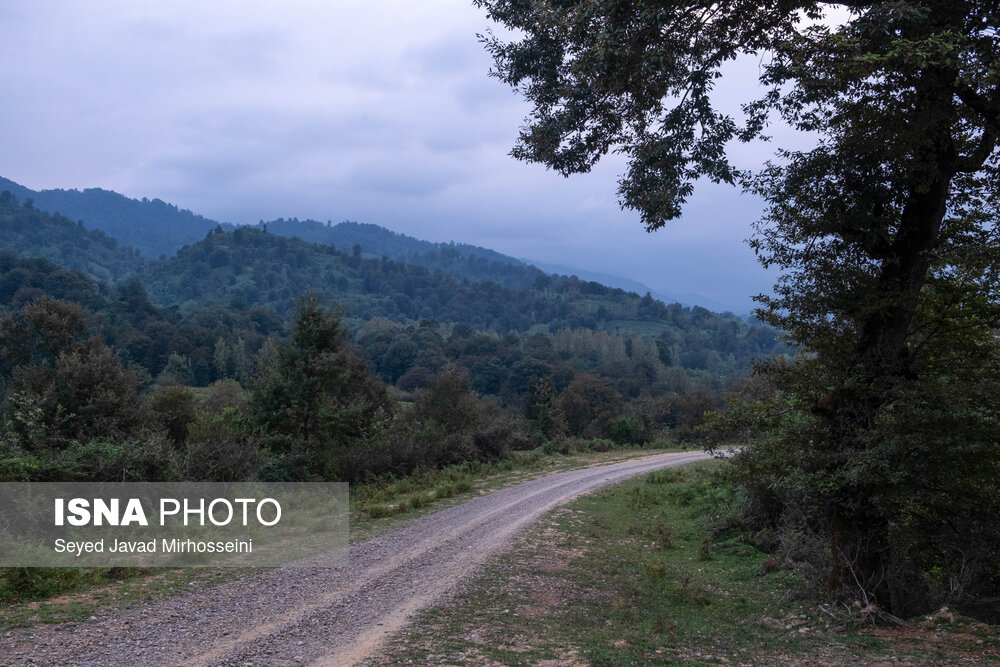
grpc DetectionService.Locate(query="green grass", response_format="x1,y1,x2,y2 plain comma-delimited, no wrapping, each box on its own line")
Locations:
0,566,243,629
378,461,999,666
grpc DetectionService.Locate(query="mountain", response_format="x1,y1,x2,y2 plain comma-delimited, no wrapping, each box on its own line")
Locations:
0,191,146,283
260,218,527,268
0,177,227,258
0,176,750,315
137,225,636,328
134,226,781,373
257,218,544,290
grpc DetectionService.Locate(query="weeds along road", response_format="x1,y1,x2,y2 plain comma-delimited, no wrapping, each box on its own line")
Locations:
4,450,712,667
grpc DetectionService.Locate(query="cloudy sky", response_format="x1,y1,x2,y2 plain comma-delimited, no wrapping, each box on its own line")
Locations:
0,0,783,313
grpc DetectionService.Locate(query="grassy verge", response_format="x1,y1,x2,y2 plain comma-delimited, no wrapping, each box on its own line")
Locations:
0,441,679,628
376,461,999,666
348,442,682,540
0,567,238,629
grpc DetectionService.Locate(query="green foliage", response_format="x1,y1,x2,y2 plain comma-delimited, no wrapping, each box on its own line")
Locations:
249,296,393,480
0,193,147,282
406,366,533,468
365,503,394,519
735,4,1000,617
181,406,262,482
0,255,278,385
415,365,482,435
1,296,144,455
0,567,113,604
559,373,623,438
479,0,1000,619
0,296,86,370
713,337,1000,618
526,376,567,443
148,385,199,445
0,435,178,483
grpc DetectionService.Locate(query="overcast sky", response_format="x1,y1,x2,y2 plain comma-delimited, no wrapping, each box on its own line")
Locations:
0,0,783,313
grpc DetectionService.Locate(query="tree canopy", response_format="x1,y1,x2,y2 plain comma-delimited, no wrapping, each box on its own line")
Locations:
476,0,1000,617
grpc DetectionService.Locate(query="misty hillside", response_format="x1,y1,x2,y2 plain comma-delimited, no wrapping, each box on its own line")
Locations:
135,225,779,373
2,176,670,299
258,218,546,290
0,190,147,283
0,177,227,258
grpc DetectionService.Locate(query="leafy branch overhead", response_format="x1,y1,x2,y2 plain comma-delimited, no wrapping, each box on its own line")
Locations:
477,0,998,227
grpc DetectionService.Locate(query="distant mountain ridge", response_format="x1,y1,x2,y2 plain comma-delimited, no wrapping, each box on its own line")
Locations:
259,218,528,268
255,218,544,290
0,189,147,283
0,175,718,312
0,177,228,258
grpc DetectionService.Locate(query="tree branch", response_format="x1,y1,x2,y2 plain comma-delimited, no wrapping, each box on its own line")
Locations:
955,126,999,173
954,84,1000,134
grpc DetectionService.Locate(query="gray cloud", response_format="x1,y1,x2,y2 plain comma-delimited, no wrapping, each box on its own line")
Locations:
0,0,778,313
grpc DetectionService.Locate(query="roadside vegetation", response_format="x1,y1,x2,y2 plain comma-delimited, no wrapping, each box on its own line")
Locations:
0,245,751,605
377,461,999,665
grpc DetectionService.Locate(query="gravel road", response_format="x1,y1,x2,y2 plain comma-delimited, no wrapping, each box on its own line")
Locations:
3,450,711,666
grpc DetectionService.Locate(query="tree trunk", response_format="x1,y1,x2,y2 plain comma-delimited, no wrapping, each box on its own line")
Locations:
825,65,960,605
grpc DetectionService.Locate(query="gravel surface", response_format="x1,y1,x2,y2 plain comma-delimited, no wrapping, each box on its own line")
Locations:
2,451,711,666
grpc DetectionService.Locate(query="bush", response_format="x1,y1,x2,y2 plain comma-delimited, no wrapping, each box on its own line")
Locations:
181,407,266,481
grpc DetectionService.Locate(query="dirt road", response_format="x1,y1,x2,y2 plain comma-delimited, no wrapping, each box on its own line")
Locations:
3,450,711,666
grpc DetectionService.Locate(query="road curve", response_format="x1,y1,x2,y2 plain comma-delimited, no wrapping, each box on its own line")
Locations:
3,450,712,666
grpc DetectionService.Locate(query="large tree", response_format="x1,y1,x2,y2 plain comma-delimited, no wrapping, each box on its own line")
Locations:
475,0,1000,615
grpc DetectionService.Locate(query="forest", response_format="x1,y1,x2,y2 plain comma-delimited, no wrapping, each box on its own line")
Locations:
0,192,782,489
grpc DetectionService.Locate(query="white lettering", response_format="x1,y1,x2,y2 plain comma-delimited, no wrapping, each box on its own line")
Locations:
208,498,233,526
160,498,180,525
257,498,281,526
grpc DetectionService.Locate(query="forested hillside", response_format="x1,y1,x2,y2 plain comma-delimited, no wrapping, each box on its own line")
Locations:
2,176,669,298
0,177,226,258
0,251,767,485
138,226,779,373
0,193,783,383
0,190,785,492
259,219,545,290
0,200,785,479
0,190,147,282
